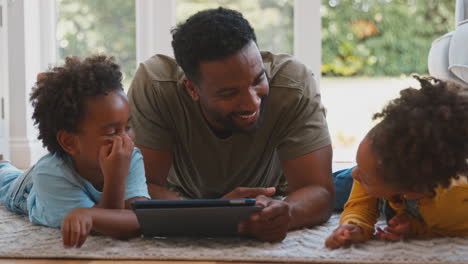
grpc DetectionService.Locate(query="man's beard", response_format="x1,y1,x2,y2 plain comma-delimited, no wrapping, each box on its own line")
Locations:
211,95,268,134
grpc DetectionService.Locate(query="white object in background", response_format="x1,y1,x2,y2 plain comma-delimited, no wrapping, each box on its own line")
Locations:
448,19,468,84
428,32,464,82
455,0,468,24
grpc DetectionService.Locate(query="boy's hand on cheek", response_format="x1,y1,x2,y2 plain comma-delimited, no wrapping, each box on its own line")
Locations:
325,224,365,249
61,208,93,248
99,134,134,182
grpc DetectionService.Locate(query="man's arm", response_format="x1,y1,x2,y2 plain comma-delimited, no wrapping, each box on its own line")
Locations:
238,145,334,241
282,144,334,229
138,145,180,200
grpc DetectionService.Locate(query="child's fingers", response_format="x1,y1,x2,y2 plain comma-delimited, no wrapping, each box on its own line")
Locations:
76,221,89,248
99,142,113,161
384,226,405,235
326,234,344,249
379,231,402,241
121,133,134,152
70,220,81,248
110,136,123,155
61,221,71,248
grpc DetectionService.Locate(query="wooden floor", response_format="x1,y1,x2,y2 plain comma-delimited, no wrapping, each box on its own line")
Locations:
0,260,267,264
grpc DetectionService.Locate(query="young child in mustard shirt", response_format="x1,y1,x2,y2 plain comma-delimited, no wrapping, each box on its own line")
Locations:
326,76,468,249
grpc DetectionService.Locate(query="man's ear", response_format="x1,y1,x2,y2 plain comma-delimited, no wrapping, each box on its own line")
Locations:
56,130,79,156
183,77,200,101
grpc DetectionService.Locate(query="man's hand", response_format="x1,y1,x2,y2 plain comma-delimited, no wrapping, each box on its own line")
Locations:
99,133,134,182
237,195,291,242
221,187,276,199
325,224,366,249
61,208,93,248
376,213,411,241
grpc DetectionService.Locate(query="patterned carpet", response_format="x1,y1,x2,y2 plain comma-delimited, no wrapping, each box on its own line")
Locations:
1,204,468,263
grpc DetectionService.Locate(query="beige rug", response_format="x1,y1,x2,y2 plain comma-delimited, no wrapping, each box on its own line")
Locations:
1,204,468,263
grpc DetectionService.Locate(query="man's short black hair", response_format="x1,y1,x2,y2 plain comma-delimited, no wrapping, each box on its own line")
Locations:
171,7,257,83
30,55,123,157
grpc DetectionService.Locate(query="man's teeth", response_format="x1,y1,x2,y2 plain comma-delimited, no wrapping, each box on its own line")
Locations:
238,112,256,118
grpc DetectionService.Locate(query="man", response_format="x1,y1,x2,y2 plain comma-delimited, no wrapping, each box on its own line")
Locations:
128,7,334,242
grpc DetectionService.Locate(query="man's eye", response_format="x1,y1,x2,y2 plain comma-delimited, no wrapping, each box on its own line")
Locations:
220,92,236,98
105,131,117,136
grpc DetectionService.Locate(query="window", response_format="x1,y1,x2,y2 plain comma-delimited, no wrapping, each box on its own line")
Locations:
56,0,136,89
176,0,294,54
320,0,455,162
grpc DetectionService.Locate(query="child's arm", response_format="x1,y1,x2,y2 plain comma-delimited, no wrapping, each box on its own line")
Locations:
325,180,380,249
95,134,134,209
61,207,140,248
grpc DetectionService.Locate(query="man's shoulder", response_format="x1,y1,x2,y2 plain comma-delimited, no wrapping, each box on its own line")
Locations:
261,51,317,93
139,54,184,82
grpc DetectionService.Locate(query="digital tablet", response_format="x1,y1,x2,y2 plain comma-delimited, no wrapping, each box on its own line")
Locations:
131,199,262,237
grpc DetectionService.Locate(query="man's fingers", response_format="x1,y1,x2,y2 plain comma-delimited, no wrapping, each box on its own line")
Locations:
252,201,289,222
224,187,275,199
243,187,275,198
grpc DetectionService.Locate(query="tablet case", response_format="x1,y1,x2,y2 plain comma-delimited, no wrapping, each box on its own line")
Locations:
132,199,262,237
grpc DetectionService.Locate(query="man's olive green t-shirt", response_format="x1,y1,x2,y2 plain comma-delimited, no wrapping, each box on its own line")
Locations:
128,52,331,199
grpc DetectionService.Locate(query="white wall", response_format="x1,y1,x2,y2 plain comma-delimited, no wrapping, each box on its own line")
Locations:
7,0,53,168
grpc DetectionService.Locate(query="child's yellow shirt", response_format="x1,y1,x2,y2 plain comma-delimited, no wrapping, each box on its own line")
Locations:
340,177,468,239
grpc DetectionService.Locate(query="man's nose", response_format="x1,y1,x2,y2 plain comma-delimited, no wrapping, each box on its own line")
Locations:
240,87,262,111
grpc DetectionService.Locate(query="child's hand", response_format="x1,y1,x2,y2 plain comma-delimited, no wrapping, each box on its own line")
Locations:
376,213,411,241
99,133,134,181
61,208,93,248
325,224,365,249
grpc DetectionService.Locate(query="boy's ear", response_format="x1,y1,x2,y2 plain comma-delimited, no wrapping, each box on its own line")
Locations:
56,130,79,156
183,77,200,101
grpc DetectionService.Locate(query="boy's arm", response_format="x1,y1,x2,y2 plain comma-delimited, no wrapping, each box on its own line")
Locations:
339,180,380,240
61,207,141,248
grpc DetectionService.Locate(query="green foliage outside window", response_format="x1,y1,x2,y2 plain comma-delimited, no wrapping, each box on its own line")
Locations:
57,0,136,88
176,0,294,55
322,0,455,76
57,0,456,81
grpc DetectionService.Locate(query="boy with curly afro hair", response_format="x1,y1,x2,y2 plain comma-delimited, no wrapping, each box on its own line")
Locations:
0,55,149,248
326,76,468,249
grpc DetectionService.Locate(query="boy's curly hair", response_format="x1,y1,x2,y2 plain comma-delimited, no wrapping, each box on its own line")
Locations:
30,55,123,157
370,76,468,192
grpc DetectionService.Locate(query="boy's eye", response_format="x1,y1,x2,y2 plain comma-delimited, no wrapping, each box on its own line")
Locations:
125,125,132,131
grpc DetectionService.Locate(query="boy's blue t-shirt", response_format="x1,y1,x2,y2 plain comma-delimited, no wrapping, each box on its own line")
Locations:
25,148,149,228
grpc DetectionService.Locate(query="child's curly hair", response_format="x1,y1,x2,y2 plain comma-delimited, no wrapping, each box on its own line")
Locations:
30,55,123,157
369,76,468,193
